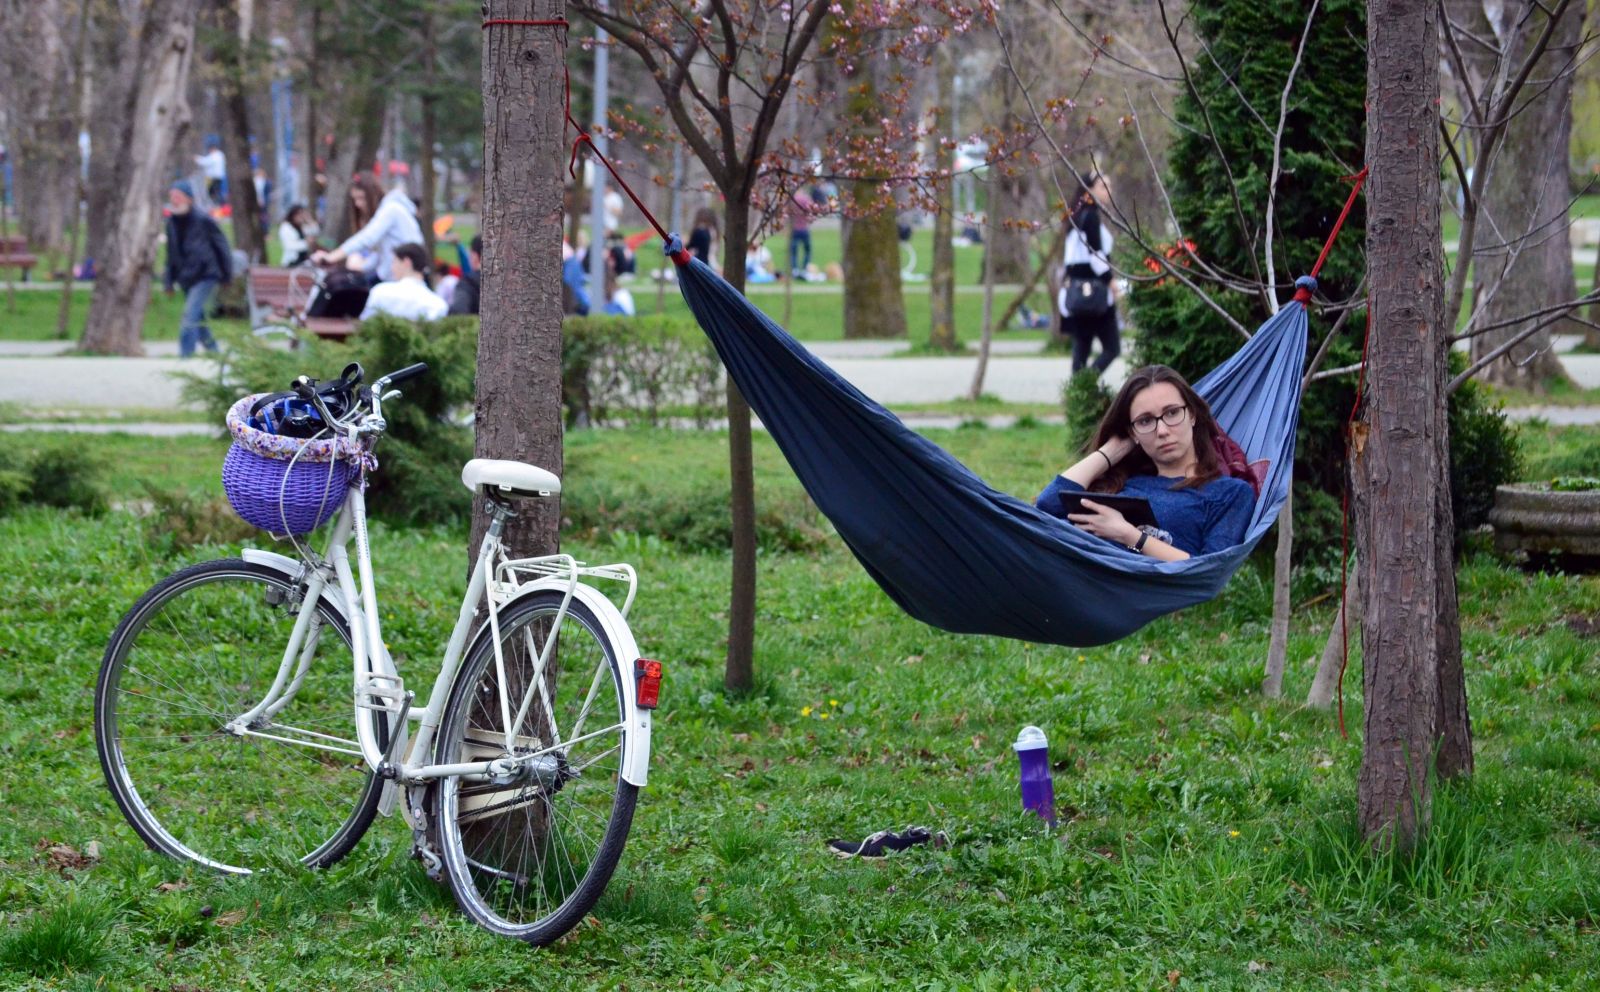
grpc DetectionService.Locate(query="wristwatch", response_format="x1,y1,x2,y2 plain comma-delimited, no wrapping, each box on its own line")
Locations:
1129,531,1150,554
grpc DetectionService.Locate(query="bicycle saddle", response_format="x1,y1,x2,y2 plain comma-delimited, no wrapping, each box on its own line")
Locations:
461,459,561,499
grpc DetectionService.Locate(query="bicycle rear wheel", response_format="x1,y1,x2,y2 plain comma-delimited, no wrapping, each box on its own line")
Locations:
431,590,638,943
95,559,383,873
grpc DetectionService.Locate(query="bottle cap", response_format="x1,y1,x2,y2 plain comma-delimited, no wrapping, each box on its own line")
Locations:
1012,725,1048,752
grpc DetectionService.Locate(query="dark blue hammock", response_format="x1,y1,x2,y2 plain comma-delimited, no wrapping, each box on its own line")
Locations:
668,236,1311,647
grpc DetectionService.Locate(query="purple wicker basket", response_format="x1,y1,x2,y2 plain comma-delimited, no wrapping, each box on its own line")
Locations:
221,394,368,535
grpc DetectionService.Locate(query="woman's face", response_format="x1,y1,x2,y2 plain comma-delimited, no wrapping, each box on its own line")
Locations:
1128,381,1195,471
350,188,368,213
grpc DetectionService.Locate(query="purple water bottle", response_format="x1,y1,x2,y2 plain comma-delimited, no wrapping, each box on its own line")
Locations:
1012,726,1056,825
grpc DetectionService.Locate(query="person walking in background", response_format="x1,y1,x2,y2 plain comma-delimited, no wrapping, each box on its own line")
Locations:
163,179,233,357
788,188,815,279
312,173,423,283
687,207,720,267
195,137,227,204
1058,171,1120,377
278,204,318,266
359,243,449,321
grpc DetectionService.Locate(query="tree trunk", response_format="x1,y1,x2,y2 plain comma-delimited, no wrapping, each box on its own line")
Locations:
80,0,204,356
322,83,385,244
56,0,93,338
719,200,759,694
968,166,999,400
1468,0,1584,391
217,0,264,262
984,72,1029,284
418,6,439,263
928,47,957,353
843,203,907,339
1261,491,1293,698
1357,0,1448,850
0,0,79,255
841,52,906,341
1307,566,1359,709
472,0,567,562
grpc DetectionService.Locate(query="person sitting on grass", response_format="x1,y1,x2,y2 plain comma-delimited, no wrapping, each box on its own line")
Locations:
1036,365,1255,560
359,243,449,322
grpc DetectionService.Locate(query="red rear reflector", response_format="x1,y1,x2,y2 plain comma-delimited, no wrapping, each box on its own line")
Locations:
634,659,663,709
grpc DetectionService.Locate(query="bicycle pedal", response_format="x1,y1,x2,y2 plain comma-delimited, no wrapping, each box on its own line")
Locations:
356,673,407,713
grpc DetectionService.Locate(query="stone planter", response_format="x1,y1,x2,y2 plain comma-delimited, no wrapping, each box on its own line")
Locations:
1488,483,1600,560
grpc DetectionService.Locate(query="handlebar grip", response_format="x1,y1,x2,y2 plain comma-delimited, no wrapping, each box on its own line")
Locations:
382,363,430,387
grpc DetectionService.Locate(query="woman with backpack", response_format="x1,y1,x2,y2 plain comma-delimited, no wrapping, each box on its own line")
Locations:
1057,172,1119,377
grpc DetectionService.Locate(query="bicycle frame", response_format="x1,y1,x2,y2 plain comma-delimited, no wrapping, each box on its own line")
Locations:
225,476,653,795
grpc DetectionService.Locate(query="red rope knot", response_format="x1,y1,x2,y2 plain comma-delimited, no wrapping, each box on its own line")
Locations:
1292,275,1317,308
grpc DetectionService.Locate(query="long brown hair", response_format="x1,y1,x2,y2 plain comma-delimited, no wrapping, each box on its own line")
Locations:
1087,365,1223,494
347,173,386,232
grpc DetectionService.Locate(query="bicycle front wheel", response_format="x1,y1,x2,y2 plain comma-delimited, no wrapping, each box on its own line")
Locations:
432,590,639,944
95,559,383,874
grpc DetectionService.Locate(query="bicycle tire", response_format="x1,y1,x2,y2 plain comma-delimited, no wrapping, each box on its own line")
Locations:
95,559,384,873
431,590,639,943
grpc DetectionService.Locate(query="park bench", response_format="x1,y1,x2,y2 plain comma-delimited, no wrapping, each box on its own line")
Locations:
246,265,359,342
0,234,39,281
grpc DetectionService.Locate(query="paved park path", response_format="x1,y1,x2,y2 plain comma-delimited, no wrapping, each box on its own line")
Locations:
4,336,1599,432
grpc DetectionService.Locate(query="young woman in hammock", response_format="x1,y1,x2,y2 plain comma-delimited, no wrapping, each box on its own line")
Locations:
1037,365,1256,561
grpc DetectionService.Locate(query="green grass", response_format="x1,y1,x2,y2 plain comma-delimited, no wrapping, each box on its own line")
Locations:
0,287,250,344
2,425,1599,989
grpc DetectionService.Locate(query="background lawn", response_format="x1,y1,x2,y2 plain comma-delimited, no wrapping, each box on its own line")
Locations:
2,423,1598,990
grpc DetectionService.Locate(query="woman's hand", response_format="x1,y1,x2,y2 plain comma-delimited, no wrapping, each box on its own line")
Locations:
1067,499,1141,547
1100,436,1135,464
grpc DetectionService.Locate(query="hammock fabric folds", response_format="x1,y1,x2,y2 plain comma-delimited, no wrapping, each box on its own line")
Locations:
669,236,1311,647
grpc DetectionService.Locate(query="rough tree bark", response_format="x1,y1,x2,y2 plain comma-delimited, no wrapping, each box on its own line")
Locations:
843,206,908,339
1357,0,1449,849
841,56,907,341
0,0,79,254
928,47,957,353
215,0,265,261
1467,0,1584,391
471,0,567,562
718,201,759,695
79,0,205,356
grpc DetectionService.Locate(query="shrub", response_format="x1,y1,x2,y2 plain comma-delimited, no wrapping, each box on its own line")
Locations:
0,440,107,515
1061,367,1113,455
182,313,724,526
1122,0,1366,565
181,314,480,525
562,314,723,427
1449,362,1523,543
141,485,259,553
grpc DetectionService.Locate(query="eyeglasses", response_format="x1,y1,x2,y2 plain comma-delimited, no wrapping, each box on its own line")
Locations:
1130,405,1189,435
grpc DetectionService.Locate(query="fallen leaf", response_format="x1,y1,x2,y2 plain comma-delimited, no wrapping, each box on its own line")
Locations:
1247,960,1268,973
1167,970,1182,987
214,909,246,927
157,881,188,893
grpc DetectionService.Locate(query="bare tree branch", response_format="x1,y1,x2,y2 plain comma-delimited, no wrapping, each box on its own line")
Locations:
1263,0,1321,317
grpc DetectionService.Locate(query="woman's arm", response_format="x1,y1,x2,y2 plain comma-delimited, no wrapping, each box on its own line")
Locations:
1060,435,1135,488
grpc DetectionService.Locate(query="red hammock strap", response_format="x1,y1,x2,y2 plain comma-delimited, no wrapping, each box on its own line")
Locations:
483,16,690,265
1292,167,1368,307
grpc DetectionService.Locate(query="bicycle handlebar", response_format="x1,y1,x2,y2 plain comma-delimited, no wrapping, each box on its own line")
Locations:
377,363,429,389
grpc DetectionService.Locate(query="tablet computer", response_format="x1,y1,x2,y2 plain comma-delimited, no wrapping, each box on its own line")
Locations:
1058,491,1159,529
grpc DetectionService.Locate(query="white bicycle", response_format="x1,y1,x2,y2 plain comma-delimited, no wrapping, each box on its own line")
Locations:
94,363,662,944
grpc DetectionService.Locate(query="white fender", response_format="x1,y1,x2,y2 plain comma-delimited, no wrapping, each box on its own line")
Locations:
497,579,653,788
